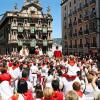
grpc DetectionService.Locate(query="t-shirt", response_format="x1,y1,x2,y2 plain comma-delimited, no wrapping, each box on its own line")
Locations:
54,50,62,58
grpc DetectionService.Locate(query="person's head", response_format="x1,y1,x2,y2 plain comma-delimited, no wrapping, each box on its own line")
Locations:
43,87,54,100
73,82,81,91
52,80,59,91
56,46,59,50
35,83,42,91
87,74,93,83
17,79,28,93
22,69,29,78
0,69,7,74
35,84,43,99
65,90,78,100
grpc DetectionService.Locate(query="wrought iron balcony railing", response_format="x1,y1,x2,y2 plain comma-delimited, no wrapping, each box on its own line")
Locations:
78,19,82,24
84,29,89,34
90,0,96,4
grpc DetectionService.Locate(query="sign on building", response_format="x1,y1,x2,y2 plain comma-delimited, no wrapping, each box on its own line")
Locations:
18,27,23,32
18,40,23,46
31,27,35,33
43,27,47,33
43,40,48,46
30,39,36,47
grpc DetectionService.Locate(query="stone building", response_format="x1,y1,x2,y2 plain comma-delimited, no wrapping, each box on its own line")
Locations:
61,0,100,56
0,0,53,54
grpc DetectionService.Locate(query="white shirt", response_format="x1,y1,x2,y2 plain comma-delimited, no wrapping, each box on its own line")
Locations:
67,63,80,76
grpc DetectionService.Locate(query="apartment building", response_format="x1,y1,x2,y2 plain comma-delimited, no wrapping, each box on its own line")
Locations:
61,0,100,56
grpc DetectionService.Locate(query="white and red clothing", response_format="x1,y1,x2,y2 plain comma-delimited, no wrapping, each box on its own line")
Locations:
54,50,62,58
0,81,13,100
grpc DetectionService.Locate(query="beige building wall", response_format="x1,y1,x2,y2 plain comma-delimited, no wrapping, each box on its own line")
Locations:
61,0,99,56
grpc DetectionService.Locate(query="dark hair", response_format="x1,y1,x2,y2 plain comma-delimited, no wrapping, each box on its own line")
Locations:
35,83,42,91
0,69,7,74
52,80,59,91
48,69,54,76
57,70,62,76
56,46,59,50
73,82,81,91
17,79,28,93
19,64,23,71
35,83,43,98
22,69,29,78
36,90,43,98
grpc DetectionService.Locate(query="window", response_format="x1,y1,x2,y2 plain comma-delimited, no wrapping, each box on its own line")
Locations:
70,2,71,7
48,21,51,26
74,17,76,21
74,0,76,4
93,37,96,43
64,6,66,10
38,20,41,25
92,8,96,15
80,27,82,31
24,19,27,24
75,29,77,33
13,19,16,24
80,14,82,19
75,40,77,45
80,39,82,44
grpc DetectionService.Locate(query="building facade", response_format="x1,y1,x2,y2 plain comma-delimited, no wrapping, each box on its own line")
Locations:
61,0,100,56
0,0,53,54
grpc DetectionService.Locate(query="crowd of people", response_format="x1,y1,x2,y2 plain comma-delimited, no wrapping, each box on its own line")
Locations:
0,46,100,100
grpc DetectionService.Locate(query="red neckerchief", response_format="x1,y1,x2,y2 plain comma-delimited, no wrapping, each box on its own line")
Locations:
12,66,18,70
62,73,76,80
75,90,83,97
21,77,28,81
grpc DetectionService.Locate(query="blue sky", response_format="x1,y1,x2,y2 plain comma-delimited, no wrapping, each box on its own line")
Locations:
0,0,61,38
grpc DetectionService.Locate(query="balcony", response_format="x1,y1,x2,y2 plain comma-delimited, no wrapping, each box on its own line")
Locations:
84,15,89,21
64,16,66,20
73,45,77,48
69,12,72,17
73,33,77,37
91,43,97,48
69,33,73,37
78,44,83,48
73,21,77,25
84,29,89,34
84,43,90,47
78,31,83,35
73,10,77,14
84,3,89,8
78,6,83,12
90,0,96,5
69,45,72,48
90,12,96,19
78,19,82,24
69,23,72,28
89,28,97,33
